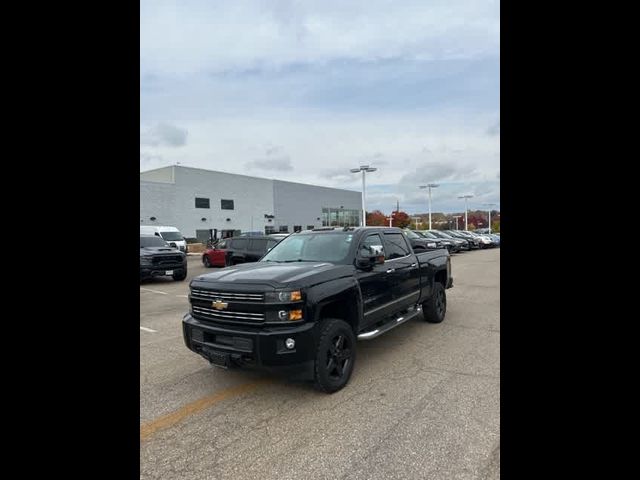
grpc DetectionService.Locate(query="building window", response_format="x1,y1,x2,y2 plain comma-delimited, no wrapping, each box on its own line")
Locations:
279,225,289,233
306,225,314,231
221,199,234,210
195,197,210,209
322,207,361,226
265,226,275,234
293,225,302,232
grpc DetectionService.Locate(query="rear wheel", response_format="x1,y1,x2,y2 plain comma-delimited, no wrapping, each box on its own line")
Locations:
313,319,356,393
422,282,446,323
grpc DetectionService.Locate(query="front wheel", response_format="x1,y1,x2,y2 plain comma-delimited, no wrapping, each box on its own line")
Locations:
203,255,212,268
422,282,446,323
313,319,356,393
173,269,187,281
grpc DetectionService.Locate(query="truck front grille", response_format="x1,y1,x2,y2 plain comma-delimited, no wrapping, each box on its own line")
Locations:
192,305,265,324
190,288,264,302
152,255,183,265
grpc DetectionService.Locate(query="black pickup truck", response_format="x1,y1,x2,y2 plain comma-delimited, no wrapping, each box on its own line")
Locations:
183,227,453,392
140,234,188,281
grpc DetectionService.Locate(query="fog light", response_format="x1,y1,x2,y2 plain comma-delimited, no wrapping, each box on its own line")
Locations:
289,309,303,321
285,338,295,349
278,310,288,321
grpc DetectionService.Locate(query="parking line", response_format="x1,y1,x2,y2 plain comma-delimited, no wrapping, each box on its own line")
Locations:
176,294,188,298
140,326,157,333
140,380,271,441
140,288,168,295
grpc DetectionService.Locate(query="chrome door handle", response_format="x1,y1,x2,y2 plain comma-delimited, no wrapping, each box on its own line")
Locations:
410,263,417,267
386,268,396,273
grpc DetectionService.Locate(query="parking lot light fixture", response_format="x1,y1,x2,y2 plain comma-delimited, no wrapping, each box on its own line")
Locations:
350,165,377,226
419,184,439,229
483,203,496,234
457,195,473,230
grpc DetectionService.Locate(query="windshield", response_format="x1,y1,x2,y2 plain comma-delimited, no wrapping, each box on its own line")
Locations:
260,232,354,263
140,236,169,248
418,231,438,239
403,229,422,239
160,231,183,241
431,231,453,239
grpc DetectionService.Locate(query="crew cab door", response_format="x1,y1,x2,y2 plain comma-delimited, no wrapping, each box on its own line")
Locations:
382,232,421,312
354,233,395,330
247,238,268,262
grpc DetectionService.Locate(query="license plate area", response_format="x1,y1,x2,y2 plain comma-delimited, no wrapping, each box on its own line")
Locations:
202,347,229,369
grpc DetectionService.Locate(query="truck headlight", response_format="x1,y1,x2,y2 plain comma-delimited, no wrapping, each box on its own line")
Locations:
266,290,302,303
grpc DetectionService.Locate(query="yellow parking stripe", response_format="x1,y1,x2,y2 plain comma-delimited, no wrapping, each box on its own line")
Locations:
140,380,271,441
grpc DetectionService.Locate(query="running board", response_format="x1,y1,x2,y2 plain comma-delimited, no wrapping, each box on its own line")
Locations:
357,305,422,340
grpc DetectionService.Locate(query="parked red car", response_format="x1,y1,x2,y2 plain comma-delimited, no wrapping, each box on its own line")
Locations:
202,236,281,267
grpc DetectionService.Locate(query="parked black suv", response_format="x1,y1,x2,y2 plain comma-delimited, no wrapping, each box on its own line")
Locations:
183,227,453,393
140,234,187,281
223,235,280,266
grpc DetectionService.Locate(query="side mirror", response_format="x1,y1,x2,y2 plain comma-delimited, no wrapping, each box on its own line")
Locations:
356,245,385,269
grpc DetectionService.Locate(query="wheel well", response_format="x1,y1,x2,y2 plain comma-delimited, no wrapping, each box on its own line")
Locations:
434,269,447,287
318,298,359,333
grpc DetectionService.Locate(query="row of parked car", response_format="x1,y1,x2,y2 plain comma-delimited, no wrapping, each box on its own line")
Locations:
405,229,500,254
200,228,499,269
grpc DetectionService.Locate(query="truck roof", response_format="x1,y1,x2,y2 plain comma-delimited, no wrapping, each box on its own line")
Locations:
303,226,404,234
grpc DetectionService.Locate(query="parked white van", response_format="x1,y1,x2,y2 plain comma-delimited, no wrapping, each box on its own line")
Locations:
140,225,187,252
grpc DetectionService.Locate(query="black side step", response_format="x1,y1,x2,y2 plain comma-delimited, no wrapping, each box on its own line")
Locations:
357,305,422,340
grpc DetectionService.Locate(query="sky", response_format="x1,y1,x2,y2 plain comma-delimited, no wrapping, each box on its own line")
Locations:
140,0,500,214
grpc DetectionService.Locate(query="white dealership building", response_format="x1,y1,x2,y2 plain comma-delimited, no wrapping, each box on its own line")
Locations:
140,166,363,242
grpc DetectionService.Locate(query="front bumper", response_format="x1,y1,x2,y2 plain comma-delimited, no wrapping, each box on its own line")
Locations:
140,263,186,278
183,313,318,370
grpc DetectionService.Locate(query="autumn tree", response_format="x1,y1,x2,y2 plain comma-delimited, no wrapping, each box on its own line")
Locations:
392,211,411,228
366,210,388,226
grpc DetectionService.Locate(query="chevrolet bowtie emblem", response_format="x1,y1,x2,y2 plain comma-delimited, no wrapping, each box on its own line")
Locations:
212,299,228,310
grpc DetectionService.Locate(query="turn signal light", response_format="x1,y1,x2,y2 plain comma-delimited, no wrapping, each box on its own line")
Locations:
290,290,302,301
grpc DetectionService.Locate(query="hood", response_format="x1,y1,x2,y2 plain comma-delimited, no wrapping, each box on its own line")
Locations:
140,246,182,256
192,261,354,289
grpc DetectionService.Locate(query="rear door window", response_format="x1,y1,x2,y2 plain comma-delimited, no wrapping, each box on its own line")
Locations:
248,239,268,252
232,238,248,250
383,233,411,259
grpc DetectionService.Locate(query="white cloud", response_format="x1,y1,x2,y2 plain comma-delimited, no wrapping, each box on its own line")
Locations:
140,123,188,147
140,1,500,214
140,0,500,76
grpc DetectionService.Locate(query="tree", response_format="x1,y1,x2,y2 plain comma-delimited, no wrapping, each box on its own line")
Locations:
366,210,388,226
392,211,411,228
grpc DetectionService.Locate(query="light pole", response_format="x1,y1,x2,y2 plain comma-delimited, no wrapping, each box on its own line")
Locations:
458,195,473,230
453,215,462,230
483,203,496,234
419,184,439,230
350,165,377,226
